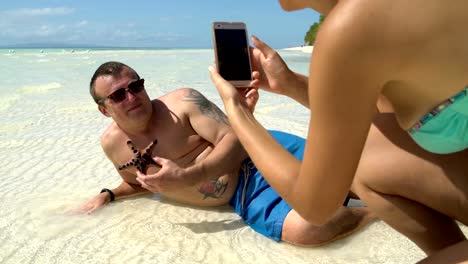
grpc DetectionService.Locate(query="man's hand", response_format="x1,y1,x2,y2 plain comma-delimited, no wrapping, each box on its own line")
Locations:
136,156,189,193
72,192,110,215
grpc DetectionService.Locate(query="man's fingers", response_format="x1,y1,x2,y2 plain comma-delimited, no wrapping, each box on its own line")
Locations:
85,204,98,215
136,175,145,184
136,173,148,187
136,170,145,179
136,174,154,191
68,207,85,215
152,156,164,166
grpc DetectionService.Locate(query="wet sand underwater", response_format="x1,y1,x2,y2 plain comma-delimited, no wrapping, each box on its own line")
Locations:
0,48,466,263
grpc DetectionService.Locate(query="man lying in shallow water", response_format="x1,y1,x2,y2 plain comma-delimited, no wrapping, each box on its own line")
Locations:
76,61,374,246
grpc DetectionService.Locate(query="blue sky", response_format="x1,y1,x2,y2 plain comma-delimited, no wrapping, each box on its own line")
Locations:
0,1,319,48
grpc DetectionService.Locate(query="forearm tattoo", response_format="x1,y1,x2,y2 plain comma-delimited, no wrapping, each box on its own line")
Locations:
198,179,228,199
183,89,229,125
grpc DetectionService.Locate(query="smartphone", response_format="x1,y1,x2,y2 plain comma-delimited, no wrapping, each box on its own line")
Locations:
212,22,252,87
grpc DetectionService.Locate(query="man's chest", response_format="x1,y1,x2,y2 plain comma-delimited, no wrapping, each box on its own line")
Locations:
114,128,206,172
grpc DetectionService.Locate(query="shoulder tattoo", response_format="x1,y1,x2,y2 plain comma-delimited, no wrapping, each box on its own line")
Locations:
182,89,229,125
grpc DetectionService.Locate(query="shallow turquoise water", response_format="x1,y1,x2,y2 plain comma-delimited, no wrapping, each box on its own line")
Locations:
0,48,451,264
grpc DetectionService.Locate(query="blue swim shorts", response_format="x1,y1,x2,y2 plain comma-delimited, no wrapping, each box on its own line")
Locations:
229,130,306,242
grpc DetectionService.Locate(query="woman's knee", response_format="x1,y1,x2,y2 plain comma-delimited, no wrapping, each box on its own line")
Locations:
352,155,392,198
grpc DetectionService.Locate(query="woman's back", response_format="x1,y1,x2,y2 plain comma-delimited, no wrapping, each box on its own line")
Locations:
324,0,468,128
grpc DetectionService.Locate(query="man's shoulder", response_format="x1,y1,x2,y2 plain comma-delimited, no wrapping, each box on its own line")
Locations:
158,87,202,102
157,88,208,114
100,122,123,154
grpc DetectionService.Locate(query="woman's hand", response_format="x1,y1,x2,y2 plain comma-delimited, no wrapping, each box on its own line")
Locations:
209,65,259,114
249,36,295,96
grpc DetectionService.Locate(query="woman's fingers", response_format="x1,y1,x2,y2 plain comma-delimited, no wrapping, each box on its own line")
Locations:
208,65,237,100
251,35,276,59
245,88,259,113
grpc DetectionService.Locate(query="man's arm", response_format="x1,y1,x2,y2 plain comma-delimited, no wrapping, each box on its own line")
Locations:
181,89,248,185
75,170,150,215
104,172,150,201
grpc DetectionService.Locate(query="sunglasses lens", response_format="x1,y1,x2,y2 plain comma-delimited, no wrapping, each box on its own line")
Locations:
108,88,128,103
105,79,145,104
129,79,145,94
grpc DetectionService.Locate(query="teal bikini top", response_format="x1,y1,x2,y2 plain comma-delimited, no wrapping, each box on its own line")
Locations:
408,88,468,154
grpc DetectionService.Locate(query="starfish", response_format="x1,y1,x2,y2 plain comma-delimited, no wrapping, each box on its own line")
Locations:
118,139,159,174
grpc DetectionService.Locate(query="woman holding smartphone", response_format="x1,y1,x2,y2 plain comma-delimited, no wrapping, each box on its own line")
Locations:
209,0,468,262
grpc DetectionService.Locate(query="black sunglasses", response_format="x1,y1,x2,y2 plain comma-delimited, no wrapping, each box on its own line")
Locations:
98,78,145,104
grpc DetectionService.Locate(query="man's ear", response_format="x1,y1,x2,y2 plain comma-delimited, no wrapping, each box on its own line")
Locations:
98,104,111,117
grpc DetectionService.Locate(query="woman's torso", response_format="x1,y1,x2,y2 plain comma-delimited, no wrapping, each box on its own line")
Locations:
339,0,468,129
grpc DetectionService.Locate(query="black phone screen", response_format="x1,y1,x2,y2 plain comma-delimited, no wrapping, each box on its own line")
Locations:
214,29,251,81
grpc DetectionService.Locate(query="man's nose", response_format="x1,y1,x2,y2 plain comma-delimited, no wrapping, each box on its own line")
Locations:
126,89,137,101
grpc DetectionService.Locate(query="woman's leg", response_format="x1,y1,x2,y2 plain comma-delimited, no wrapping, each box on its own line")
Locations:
352,113,468,255
417,240,468,264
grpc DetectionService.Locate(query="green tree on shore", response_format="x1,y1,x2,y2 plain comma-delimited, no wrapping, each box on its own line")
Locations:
304,15,325,45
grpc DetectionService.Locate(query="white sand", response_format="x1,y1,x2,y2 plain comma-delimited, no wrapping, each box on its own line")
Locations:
0,49,465,264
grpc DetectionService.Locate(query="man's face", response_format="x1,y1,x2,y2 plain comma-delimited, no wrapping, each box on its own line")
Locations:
94,69,153,126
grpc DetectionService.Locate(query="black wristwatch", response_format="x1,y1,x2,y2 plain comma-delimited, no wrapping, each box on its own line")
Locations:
100,188,115,202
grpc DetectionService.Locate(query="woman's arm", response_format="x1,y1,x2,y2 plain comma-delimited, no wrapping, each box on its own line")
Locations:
211,1,394,225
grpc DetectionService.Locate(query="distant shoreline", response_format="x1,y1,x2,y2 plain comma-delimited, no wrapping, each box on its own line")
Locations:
0,47,210,51
0,46,314,54
282,46,313,54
